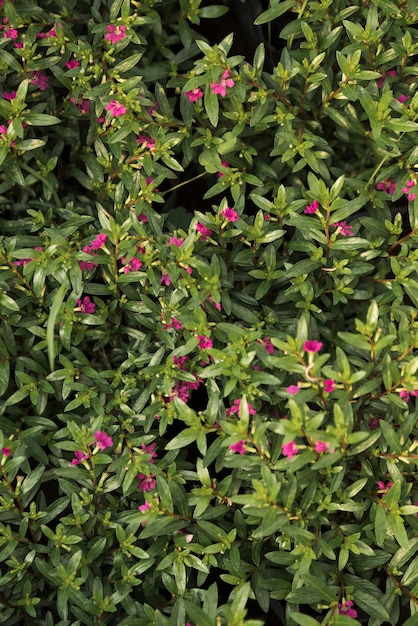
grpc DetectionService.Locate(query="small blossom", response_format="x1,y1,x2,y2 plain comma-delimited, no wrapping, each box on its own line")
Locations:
30,70,48,91
1,447,11,457
260,337,274,355
14,41,23,48
399,388,418,401
4,26,18,39
168,236,184,248
196,222,213,240
90,233,107,249
138,213,149,222
163,316,183,331
71,450,89,465
402,179,416,202
314,440,329,453
94,431,113,450
226,399,256,418
138,501,151,513
105,24,127,44
333,220,354,237
376,178,396,195
338,601,358,619
211,70,235,97
396,94,409,104
141,442,157,461
217,160,230,177
184,87,203,103
282,440,299,458
3,90,16,101
377,69,397,88
160,273,171,286
221,207,239,222
37,27,57,39
76,296,95,314
286,384,300,395
79,245,98,272
303,340,323,353
369,416,383,430
121,256,142,273
69,94,90,114
138,473,156,492
66,59,80,69
304,199,319,214
105,99,127,117
323,379,335,393
136,135,155,149
377,480,393,495
229,440,246,454
197,335,212,350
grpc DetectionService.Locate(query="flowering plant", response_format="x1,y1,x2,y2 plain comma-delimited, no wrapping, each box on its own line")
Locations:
0,0,417,624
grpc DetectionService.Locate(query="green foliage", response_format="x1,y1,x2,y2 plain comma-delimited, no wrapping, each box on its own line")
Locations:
0,0,417,624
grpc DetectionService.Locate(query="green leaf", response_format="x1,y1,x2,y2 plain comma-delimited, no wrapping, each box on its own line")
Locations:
47,284,68,371
24,113,61,126
204,87,219,128
254,0,295,24
290,614,321,626
301,575,337,603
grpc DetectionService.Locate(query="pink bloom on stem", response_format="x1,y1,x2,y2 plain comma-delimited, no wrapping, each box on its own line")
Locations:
169,236,184,248
376,178,396,195
76,296,95,314
66,59,80,69
94,430,113,450
105,24,127,44
138,501,151,513
303,340,323,353
402,179,416,202
138,473,156,492
304,199,319,214
160,273,171,286
121,256,142,273
69,94,90,114
197,335,212,350
377,480,393,495
1,447,10,457
323,379,335,393
286,384,300,395
14,41,23,49
377,69,397,88
30,70,48,91
136,135,155,149
333,220,354,237
184,87,203,103
399,388,418,401
90,233,107,249
338,601,358,618
314,440,329,453
4,27,18,39
217,160,230,177
3,90,16,101
396,94,409,104
79,245,98,272
105,99,127,117
141,442,157,461
196,222,213,240
222,207,239,222
71,450,89,465
138,213,149,222
282,440,299,458
211,70,235,97
262,337,275,355
226,399,256,418
229,440,246,454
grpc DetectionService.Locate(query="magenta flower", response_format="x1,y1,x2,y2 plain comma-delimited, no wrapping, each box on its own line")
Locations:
211,70,235,97
160,273,171,286
197,335,212,349
69,94,90,114
4,27,18,39
138,213,149,222
94,430,113,450
66,59,80,69
105,24,127,44
163,316,183,330
105,99,127,117
226,399,256,418
396,94,409,104
338,601,357,618
377,480,393,495
217,160,230,177
333,220,354,237
221,207,239,222
138,473,156,492
1,446,11,457
3,90,16,101
121,256,142,273
304,199,319,214
90,233,107,249
30,70,48,91
282,440,299,458
376,178,396,195
184,87,203,103
168,236,184,248
138,501,151,513
369,416,382,430
323,379,335,393
141,442,157,461
402,179,416,202
399,389,418,402
71,450,89,465
136,135,155,149
76,296,95,314
303,340,323,353
196,222,213,240
79,245,98,272
14,41,23,48
229,440,246,455
261,337,275,355
286,384,300,395
377,69,397,88
314,441,329,453
37,27,57,39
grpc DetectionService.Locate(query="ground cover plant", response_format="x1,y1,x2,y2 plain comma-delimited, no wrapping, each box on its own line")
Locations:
0,0,418,624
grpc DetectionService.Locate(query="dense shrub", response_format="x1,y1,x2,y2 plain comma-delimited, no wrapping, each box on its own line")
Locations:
0,0,417,624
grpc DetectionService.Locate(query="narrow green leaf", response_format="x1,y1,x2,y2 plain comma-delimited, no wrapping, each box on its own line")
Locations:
47,284,67,371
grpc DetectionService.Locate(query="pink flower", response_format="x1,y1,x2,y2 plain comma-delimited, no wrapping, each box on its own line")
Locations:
66,59,80,69
229,440,246,454
160,273,171,286
196,222,213,240
377,69,397,88
303,340,323,353
76,296,95,314
314,440,329,453
221,207,239,222
184,87,203,103
14,41,23,48
402,179,416,202
4,27,18,39
105,24,127,44
141,442,157,461
369,416,382,430
338,601,357,618
136,135,155,149
37,27,57,39
377,480,393,495
282,440,299,458
1,447,10,457
333,220,354,236
69,94,90,114
286,384,300,395
79,245,98,272
138,501,151,513
323,379,335,393
376,178,396,195
396,94,409,104
226,399,256,418
304,199,319,214
163,316,183,330
217,160,230,177
90,233,107,249
94,430,113,450
30,70,48,91
211,70,235,97
138,473,156,492
121,256,142,273
168,236,184,248
197,335,212,349
3,90,16,101
261,337,274,354
138,213,149,222
71,450,89,465
399,389,418,401
105,99,127,117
